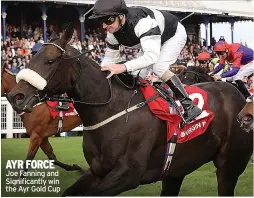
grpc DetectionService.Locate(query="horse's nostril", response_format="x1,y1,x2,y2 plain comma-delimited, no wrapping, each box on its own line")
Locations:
15,93,24,101
243,114,253,123
243,116,250,121
14,93,25,104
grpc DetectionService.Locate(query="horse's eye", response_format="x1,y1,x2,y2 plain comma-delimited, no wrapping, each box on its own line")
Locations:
47,60,55,65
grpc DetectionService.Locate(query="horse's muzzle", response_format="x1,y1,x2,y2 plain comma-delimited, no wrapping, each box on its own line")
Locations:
237,114,253,133
6,92,37,113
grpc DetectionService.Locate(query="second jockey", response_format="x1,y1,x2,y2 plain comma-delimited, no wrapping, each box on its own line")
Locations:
89,0,202,122
212,40,254,99
197,52,211,73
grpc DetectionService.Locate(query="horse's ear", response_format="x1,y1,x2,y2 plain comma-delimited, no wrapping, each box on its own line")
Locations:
49,31,59,42
2,61,7,69
61,23,74,45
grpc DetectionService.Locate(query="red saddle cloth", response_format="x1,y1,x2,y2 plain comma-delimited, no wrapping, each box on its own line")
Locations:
139,81,215,143
46,101,77,119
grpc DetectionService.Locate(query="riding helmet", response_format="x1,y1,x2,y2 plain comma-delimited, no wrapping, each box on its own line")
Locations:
214,41,230,52
89,0,128,19
198,52,211,61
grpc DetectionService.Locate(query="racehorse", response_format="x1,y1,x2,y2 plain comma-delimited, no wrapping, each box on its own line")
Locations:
6,24,253,196
237,95,253,133
178,66,214,85
1,62,83,172
179,67,253,133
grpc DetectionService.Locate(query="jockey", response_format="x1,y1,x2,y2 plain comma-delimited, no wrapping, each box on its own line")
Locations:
212,40,254,99
197,52,211,72
89,0,202,123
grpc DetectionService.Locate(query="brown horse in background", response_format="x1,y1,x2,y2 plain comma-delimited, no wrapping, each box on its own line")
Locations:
6,24,253,196
1,62,83,172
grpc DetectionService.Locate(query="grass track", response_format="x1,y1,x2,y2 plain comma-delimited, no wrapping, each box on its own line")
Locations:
1,137,253,196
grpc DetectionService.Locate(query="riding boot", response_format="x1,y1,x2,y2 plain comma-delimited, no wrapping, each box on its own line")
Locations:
165,75,202,123
235,80,251,99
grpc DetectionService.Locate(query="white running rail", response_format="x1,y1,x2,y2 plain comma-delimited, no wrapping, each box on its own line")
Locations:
1,97,83,138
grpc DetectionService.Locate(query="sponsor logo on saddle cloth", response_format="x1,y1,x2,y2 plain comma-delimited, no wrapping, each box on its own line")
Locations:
46,101,78,119
139,82,215,143
172,85,215,143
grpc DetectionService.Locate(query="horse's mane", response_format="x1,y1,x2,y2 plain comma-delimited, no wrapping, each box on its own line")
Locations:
178,66,214,82
52,38,102,72
186,66,208,75
82,56,102,70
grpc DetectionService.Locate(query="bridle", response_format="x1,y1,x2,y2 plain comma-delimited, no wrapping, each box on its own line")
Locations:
35,42,113,106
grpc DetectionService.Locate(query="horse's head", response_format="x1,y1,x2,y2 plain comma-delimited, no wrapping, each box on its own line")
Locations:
179,66,214,85
6,23,80,113
237,96,253,133
1,61,16,96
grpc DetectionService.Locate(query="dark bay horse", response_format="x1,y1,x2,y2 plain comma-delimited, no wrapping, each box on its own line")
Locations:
1,62,82,172
6,24,253,196
179,66,253,133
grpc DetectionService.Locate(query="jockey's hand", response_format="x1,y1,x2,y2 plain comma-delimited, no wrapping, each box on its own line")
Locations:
208,72,214,76
213,75,222,81
101,64,126,79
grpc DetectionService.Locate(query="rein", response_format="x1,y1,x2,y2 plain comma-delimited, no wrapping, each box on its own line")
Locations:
4,69,16,76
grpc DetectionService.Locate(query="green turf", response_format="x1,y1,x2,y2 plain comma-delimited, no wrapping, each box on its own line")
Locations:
1,137,253,196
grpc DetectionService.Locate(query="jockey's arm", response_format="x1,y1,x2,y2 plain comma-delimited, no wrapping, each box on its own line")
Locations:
124,20,161,72
101,33,121,66
213,58,225,74
220,54,241,78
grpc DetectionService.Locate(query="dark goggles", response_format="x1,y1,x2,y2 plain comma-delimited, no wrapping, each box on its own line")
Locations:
198,60,209,64
100,16,117,25
216,51,227,56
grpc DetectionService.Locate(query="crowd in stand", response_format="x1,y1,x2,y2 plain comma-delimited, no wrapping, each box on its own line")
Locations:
0,23,214,71
1,23,253,92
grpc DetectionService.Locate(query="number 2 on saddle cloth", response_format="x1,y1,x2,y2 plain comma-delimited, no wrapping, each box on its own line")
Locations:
139,81,215,143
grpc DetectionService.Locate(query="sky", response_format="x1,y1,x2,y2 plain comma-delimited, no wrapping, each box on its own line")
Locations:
200,21,254,48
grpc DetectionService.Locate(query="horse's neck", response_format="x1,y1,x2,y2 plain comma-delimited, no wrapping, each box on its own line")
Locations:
67,59,136,126
70,60,111,102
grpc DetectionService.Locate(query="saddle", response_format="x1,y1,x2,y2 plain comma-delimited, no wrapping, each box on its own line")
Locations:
114,72,147,89
114,72,185,125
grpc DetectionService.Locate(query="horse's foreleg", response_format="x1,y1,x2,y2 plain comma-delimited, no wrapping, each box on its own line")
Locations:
216,170,238,196
22,133,42,177
84,158,140,196
61,169,101,196
160,176,185,196
214,147,251,196
40,138,82,171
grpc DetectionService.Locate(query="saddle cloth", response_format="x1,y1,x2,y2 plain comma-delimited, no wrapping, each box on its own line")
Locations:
46,101,78,119
139,81,215,143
